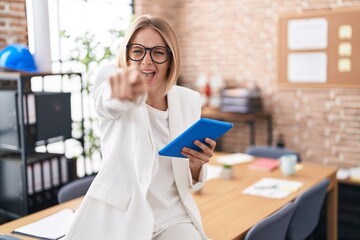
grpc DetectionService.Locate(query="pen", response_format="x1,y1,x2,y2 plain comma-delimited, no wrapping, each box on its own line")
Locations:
254,184,277,189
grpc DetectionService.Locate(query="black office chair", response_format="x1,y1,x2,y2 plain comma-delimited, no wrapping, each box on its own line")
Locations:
244,202,296,240
286,179,330,240
57,175,95,203
245,145,301,162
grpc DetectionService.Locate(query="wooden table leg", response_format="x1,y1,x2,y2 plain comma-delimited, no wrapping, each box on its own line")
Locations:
327,172,338,240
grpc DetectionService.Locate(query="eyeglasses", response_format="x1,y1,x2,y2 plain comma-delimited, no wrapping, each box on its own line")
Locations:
126,43,172,64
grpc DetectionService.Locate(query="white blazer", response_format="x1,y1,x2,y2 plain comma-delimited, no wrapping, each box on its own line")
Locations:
64,65,208,240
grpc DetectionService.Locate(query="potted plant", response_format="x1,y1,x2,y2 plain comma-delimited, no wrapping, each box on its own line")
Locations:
221,164,234,179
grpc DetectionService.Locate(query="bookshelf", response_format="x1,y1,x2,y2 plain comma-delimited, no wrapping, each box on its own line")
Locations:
0,72,85,221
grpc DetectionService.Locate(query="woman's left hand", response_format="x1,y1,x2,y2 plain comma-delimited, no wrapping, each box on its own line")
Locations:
181,138,217,181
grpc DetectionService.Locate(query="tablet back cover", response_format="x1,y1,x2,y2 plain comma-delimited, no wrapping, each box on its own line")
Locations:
159,118,233,158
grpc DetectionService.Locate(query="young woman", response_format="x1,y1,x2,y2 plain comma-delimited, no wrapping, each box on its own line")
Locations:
64,15,216,240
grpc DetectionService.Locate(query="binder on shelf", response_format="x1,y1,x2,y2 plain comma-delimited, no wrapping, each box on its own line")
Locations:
33,162,42,193
51,157,60,186
0,90,21,150
35,92,72,141
0,152,72,217
23,93,36,124
0,154,23,215
60,156,69,184
0,91,72,151
27,165,34,195
43,160,51,190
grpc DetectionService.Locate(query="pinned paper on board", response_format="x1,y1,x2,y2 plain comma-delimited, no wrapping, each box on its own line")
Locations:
338,58,351,72
287,52,327,83
338,42,352,57
339,25,352,39
288,18,328,50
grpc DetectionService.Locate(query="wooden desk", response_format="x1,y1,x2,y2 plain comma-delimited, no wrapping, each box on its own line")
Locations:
193,153,338,240
201,108,272,146
0,198,80,240
0,155,337,240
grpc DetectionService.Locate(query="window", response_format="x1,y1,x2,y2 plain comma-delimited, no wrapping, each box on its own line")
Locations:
49,0,133,72
25,0,133,176
26,0,133,72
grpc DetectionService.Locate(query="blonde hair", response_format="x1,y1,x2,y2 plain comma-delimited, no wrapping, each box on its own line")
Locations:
117,15,180,94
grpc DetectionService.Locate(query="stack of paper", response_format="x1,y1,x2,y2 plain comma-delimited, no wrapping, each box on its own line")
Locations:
220,87,262,113
242,177,303,199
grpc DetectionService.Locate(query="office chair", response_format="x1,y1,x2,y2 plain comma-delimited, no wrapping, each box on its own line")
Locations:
244,202,296,240
0,234,21,240
286,179,330,240
245,145,301,162
57,175,95,203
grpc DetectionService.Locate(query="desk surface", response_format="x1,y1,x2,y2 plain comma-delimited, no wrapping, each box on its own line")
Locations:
0,198,79,240
0,153,338,240
195,153,338,240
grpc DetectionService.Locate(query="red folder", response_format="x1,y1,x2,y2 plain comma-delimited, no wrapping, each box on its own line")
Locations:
248,158,279,172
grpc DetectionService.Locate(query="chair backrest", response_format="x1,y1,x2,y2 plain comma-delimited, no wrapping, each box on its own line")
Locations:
0,234,22,240
244,202,296,240
57,175,95,203
245,145,301,162
286,179,330,240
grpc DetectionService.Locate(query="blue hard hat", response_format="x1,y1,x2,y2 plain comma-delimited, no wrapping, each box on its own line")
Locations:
0,44,38,72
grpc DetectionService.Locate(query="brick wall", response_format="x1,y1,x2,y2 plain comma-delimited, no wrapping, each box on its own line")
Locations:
1,0,359,168
0,0,28,49
135,0,360,168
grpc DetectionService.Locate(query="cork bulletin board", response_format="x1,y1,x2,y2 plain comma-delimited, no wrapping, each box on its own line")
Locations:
278,7,360,88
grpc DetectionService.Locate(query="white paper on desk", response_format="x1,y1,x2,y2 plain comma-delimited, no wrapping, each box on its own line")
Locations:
337,168,350,180
13,209,76,240
216,153,254,166
242,178,303,199
206,165,223,180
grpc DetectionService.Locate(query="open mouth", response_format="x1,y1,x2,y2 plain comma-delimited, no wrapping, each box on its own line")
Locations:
141,71,156,83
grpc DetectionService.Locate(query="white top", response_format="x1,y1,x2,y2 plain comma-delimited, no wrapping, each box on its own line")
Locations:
146,104,191,235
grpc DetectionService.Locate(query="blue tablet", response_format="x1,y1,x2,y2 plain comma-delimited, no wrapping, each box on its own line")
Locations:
159,118,233,158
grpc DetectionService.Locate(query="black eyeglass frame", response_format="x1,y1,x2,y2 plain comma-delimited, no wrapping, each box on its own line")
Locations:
126,43,172,64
